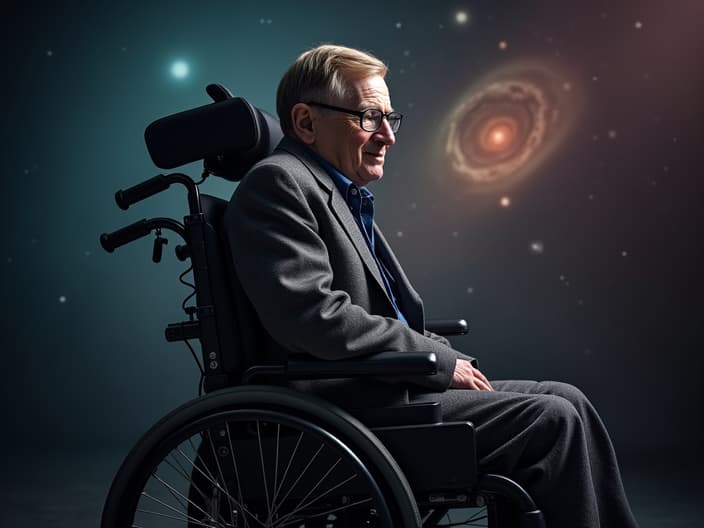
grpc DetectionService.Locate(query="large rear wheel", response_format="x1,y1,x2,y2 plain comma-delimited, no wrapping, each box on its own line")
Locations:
102,386,421,528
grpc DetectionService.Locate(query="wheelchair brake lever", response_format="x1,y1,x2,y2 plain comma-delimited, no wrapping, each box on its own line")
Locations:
152,232,168,263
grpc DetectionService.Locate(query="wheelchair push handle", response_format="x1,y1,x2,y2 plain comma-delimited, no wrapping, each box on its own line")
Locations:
115,175,170,210
100,219,151,253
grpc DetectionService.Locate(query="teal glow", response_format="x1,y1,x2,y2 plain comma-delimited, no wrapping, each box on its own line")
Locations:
171,60,189,79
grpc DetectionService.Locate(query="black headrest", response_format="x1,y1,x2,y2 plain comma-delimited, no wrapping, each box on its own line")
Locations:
144,86,283,181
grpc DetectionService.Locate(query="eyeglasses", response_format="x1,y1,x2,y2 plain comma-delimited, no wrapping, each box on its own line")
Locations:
306,101,403,133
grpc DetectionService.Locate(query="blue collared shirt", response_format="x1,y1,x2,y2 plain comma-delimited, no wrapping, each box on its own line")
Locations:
308,150,408,325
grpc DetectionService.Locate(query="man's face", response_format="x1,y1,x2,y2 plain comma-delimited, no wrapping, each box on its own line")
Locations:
310,75,396,187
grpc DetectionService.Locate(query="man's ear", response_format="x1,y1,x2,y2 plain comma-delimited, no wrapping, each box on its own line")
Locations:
291,103,316,144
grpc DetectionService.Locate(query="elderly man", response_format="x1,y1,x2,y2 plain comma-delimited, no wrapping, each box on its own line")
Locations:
225,44,638,528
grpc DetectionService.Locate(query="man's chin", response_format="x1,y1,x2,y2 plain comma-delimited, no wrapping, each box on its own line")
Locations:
361,171,383,184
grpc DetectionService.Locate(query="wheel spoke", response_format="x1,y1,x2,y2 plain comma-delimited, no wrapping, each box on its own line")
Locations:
271,431,304,504
174,442,266,527
269,442,325,519
256,420,273,522
136,507,219,527
226,421,251,528
273,472,358,527
139,491,213,525
189,438,218,485
275,457,342,523
150,469,230,526
162,453,213,516
207,429,236,527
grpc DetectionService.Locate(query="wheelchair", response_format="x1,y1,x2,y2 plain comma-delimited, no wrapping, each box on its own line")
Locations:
99,83,546,528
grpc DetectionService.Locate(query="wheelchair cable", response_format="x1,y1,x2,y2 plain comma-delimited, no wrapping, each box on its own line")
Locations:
183,337,205,396
178,265,196,312
194,167,209,186
178,264,205,395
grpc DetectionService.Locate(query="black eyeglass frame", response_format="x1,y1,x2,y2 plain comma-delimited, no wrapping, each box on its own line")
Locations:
305,101,403,133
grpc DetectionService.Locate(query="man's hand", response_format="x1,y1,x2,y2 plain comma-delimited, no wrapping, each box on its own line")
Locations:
450,359,494,391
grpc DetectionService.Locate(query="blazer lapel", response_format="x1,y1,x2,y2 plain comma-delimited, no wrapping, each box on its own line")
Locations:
374,226,425,331
277,139,389,297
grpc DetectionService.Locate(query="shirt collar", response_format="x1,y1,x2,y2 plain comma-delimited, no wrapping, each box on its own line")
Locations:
298,142,374,203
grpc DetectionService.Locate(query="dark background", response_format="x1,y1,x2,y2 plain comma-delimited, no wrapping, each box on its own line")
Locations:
2,0,702,493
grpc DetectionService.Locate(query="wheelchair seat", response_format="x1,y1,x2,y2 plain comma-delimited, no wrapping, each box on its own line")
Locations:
99,84,546,528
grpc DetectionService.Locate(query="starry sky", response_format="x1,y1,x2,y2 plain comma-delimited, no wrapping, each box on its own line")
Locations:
3,0,703,468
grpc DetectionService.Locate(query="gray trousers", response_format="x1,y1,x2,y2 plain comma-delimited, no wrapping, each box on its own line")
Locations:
412,380,638,528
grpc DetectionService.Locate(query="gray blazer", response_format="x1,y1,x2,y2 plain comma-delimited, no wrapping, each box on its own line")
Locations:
224,137,470,407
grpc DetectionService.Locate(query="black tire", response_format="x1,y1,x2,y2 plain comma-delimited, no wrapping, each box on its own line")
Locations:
102,385,421,528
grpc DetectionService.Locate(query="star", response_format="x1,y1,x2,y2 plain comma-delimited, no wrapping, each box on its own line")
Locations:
455,11,469,24
529,240,544,255
171,61,189,79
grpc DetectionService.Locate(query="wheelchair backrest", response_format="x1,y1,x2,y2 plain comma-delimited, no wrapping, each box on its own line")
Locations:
187,97,283,392
197,194,278,392
140,90,283,392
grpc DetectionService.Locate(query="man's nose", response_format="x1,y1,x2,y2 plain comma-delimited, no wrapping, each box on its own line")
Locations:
374,117,396,145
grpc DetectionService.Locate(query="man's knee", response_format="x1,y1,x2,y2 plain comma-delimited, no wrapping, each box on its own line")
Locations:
534,394,583,437
541,381,590,409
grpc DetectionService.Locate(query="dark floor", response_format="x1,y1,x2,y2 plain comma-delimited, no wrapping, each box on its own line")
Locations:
1,447,702,527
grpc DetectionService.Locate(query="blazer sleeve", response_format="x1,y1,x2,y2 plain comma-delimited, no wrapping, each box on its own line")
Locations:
225,162,459,392
424,330,450,347
424,331,478,367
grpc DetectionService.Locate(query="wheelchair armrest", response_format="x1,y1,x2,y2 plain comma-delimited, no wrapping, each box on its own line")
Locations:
242,351,437,383
288,351,437,379
425,319,469,336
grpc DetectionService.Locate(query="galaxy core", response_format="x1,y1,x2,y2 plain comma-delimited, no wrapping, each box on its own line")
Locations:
442,61,580,191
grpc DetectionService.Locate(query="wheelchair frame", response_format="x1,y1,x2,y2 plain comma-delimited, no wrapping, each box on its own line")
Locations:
99,89,546,528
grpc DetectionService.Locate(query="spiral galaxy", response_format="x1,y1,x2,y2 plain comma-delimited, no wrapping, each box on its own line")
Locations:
442,61,579,191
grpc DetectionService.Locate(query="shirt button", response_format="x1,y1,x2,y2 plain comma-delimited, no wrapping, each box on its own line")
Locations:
350,187,358,195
